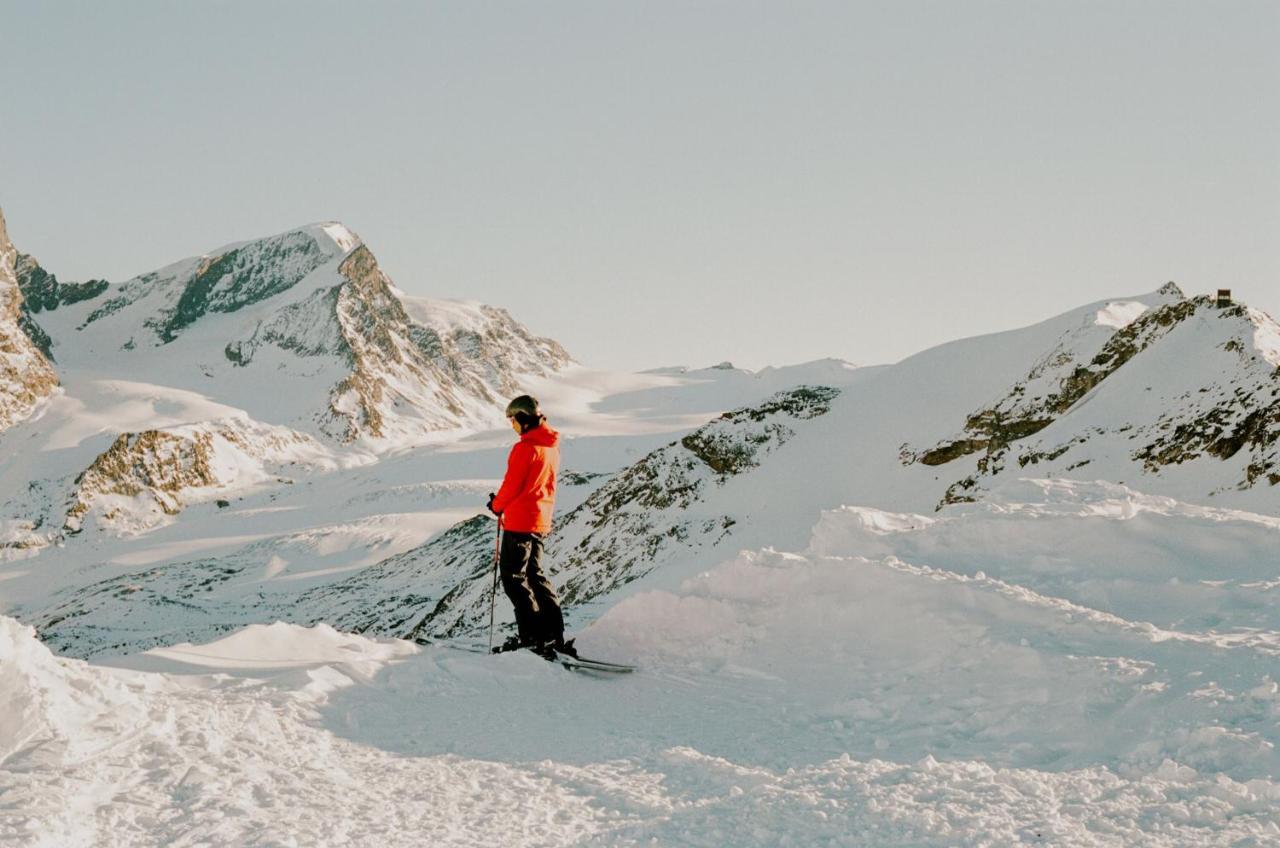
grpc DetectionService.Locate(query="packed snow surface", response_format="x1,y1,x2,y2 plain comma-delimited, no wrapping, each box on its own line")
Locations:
3,480,1279,846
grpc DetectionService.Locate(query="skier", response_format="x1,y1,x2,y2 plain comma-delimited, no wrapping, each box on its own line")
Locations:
487,395,576,658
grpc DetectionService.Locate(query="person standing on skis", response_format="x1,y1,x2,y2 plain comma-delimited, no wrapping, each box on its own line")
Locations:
487,395,575,658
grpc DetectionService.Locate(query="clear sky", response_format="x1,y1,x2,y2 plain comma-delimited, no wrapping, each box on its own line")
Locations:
2,1,1276,371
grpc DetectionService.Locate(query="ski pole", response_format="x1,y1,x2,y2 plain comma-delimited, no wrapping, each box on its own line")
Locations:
488,517,502,651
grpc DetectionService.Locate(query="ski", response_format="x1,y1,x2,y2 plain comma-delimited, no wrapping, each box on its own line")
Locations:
413,636,635,673
550,653,636,674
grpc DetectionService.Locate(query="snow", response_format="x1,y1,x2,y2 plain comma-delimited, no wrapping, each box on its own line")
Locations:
1095,300,1149,329
320,222,362,254
2,231,1279,846
122,621,415,671
37,380,246,452
1250,306,1280,369
5,478,1280,845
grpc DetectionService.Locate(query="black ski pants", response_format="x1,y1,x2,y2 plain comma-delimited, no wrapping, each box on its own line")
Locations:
499,530,564,644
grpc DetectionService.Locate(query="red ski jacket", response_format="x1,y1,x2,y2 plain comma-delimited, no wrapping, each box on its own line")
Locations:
492,424,560,534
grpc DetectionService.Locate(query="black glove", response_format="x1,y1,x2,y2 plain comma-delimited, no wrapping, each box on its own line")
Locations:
487,492,499,515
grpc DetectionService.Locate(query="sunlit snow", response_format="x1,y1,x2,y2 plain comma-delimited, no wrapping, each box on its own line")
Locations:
2,239,1279,846
1094,300,1148,329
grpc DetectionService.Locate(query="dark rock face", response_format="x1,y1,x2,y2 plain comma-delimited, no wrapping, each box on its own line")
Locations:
1134,383,1280,485
17,310,54,360
13,250,108,361
152,231,328,343
681,386,838,475
296,515,498,640
14,251,108,358
80,271,164,328
15,253,109,313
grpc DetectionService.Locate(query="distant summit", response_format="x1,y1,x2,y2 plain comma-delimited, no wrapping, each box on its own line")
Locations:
902,283,1280,506
8,215,570,446
0,209,570,541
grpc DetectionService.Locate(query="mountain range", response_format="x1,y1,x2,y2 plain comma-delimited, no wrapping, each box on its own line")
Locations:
0,206,1276,659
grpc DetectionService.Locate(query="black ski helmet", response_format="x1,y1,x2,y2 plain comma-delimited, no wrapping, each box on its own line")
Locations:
505,395,541,419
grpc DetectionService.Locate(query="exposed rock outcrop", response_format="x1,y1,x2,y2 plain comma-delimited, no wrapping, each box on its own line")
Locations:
64,418,334,536
0,208,59,434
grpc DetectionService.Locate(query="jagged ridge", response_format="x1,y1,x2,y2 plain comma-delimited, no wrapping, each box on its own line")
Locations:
905,287,1280,507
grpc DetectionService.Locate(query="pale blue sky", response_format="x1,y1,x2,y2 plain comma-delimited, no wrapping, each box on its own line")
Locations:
2,1,1276,371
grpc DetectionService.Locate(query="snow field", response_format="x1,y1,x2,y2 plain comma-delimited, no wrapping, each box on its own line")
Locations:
6,480,1277,846
1,618,608,847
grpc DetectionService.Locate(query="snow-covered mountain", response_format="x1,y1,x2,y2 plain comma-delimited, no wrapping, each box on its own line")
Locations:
3,207,1279,845
0,209,570,549
903,283,1280,507
16,218,570,444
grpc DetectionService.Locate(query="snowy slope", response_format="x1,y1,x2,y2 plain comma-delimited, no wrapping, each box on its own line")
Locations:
904,285,1280,507
2,206,1279,845
377,285,1280,647
4,479,1280,846
12,369,863,658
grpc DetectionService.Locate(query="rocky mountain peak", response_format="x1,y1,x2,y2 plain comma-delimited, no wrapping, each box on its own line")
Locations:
7,212,570,452
0,206,59,434
905,289,1280,507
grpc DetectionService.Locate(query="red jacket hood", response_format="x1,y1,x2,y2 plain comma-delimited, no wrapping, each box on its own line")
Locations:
521,424,559,448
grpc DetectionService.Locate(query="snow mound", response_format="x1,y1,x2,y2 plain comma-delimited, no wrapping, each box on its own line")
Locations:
0,616,145,766
580,480,1280,778
139,620,414,670
1095,299,1149,329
